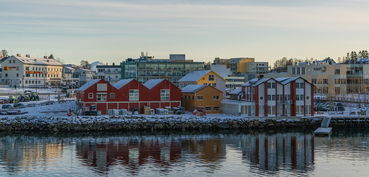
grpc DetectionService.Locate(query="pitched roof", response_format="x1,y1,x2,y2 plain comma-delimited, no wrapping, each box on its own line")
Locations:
242,77,312,87
181,85,206,93
76,79,100,91
10,56,62,66
229,87,242,95
178,70,211,82
143,79,164,89
113,79,134,89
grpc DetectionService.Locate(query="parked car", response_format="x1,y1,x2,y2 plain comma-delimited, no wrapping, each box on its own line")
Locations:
172,107,185,114
13,103,26,108
2,104,13,109
84,111,98,116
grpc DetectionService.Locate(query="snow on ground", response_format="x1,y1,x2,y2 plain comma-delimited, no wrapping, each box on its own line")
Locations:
0,87,61,94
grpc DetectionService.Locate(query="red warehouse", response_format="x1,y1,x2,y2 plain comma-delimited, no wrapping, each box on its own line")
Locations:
76,79,182,114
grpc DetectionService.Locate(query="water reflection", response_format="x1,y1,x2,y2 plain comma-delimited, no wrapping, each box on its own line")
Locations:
225,133,314,172
75,136,226,175
0,132,318,176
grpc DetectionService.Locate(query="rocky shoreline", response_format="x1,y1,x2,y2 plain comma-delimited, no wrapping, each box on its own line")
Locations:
0,115,322,132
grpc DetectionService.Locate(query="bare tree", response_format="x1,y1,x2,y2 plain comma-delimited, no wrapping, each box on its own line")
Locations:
1,49,8,57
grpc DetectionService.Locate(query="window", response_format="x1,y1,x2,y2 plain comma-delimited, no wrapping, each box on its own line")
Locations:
213,95,219,100
110,93,116,99
129,89,139,101
97,83,107,91
268,83,275,89
97,93,107,101
88,93,94,99
205,107,211,110
213,107,220,111
197,95,203,100
209,74,215,81
296,83,304,89
160,89,170,101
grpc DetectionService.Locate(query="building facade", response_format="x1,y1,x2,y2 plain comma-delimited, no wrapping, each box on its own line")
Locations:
96,64,121,83
222,77,315,117
178,70,226,94
62,64,80,88
181,85,223,114
121,55,205,85
283,58,369,97
76,79,181,114
0,55,62,88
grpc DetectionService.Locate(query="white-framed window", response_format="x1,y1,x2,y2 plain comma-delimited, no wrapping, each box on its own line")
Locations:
88,93,94,99
209,74,215,81
197,95,203,100
97,83,107,91
160,89,170,101
213,95,219,100
129,89,139,101
110,93,116,99
97,93,107,101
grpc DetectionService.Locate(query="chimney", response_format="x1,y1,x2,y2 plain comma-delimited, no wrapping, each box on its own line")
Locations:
26,54,30,58
16,53,21,57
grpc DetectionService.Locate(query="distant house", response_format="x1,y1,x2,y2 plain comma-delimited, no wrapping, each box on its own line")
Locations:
181,85,223,114
178,70,226,94
76,79,181,114
222,77,315,117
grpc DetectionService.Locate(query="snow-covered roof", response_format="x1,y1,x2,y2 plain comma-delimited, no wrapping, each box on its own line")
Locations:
210,65,232,78
279,77,300,85
76,79,100,91
113,79,134,89
252,78,270,86
229,87,242,95
241,78,258,86
242,77,310,87
178,70,211,82
10,56,62,66
143,79,164,89
181,85,206,93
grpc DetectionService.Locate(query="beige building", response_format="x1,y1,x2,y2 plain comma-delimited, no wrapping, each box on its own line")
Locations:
270,58,369,97
0,54,62,88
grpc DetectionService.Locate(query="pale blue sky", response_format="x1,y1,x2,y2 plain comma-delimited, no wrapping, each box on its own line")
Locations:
1,0,369,64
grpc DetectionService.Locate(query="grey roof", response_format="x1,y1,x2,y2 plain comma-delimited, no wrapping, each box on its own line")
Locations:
144,79,164,89
279,77,300,85
113,79,134,89
178,70,211,82
8,56,62,66
181,85,206,93
229,87,242,95
241,77,309,87
76,79,100,91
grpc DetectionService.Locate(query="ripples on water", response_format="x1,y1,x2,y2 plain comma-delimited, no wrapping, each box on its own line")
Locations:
0,130,368,176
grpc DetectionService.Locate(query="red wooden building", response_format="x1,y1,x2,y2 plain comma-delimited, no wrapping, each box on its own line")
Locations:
76,79,181,114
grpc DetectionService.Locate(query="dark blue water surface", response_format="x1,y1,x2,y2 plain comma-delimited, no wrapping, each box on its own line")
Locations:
0,130,368,177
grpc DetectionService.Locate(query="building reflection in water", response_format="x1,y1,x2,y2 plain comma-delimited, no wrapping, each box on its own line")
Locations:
0,132,314,175
0,136,63,174
226,133,314,172
75,137,226,175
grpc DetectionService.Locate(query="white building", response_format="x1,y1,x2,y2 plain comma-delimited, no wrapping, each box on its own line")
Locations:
75,68,96,85
96,64,121,83
62,64,80,88
0,54,62,88
222,77,315,117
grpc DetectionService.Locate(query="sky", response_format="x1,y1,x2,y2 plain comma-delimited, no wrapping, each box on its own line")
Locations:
1,0,369,64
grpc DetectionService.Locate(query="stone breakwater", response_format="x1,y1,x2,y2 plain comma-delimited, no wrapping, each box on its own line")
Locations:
0,115,322,132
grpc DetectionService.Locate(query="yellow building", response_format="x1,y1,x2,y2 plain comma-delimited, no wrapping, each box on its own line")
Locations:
181,85,223,114
178,70,226,94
